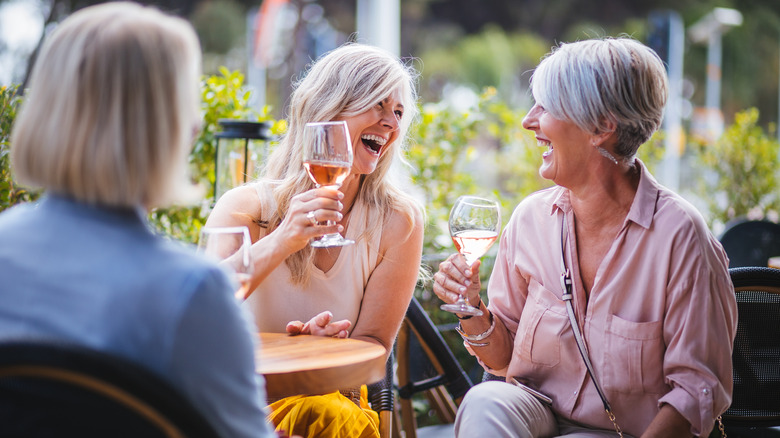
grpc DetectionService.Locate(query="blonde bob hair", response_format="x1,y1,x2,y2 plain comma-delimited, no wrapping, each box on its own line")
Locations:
11,2,202,208
531,37,668,158
262,43,421,284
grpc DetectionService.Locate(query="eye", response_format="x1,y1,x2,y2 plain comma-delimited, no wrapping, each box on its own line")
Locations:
394,110,403,119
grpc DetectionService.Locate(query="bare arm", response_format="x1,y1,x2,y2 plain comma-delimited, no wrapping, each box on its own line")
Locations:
432,254,514,370
204,185,344,293
348,205,424,353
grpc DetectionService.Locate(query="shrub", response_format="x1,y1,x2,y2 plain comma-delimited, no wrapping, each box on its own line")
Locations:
693,108,780,229
0,85,40,212
149,68,284,244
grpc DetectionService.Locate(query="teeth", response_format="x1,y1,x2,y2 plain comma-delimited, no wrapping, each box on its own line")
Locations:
361,134,387,146
537,140,551,149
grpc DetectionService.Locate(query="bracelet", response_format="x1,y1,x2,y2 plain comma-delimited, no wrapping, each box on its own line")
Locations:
456,309,495,347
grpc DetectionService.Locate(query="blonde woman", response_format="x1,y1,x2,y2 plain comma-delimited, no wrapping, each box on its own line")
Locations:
205,43,424,437
0,3,277,437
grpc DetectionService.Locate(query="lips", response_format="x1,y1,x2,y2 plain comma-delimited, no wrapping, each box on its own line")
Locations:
361,134,387,154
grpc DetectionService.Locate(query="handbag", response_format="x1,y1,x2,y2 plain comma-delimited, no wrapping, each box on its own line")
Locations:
559,214,726,438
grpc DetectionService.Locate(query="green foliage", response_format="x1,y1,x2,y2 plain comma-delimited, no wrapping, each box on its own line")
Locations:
408,86,551,254
417,28,549,103
0,85,39,212
149,67,284,244
693,108,780,227
635,130,666,176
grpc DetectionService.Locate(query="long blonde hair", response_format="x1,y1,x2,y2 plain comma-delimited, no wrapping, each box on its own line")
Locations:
11,2,201,208
262,43,421,284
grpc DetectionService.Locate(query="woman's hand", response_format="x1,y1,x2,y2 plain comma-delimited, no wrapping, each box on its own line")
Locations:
433,253,482,308
286,311,351,338
271,186,344,255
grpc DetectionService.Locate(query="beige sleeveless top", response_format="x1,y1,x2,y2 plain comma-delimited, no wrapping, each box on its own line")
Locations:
242,181,382,333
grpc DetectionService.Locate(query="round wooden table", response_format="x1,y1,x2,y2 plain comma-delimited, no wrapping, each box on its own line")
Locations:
255,332,387,399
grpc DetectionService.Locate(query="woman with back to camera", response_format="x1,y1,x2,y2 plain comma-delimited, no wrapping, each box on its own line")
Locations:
0,3,278,437
433,37,737,437
205,43,424,437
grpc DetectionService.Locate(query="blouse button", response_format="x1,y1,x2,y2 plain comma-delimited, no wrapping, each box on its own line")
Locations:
702,388,710,395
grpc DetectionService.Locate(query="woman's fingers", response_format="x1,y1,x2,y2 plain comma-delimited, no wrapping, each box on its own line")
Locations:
290,188,345,233
286,320,305,335
286,312,352,338
433,254,481,303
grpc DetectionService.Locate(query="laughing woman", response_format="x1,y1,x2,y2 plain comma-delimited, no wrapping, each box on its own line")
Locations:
204,43,424,438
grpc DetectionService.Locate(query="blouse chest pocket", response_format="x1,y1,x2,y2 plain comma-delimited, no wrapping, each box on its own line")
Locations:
601,314,665,395
516,280,569,367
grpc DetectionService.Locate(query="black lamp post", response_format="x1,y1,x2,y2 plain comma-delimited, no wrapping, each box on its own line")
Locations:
213,120,272,202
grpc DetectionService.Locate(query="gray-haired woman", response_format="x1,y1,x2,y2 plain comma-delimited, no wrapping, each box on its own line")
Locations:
433,37,737,437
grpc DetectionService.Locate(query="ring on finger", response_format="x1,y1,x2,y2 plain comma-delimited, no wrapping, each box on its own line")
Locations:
306,210,318,226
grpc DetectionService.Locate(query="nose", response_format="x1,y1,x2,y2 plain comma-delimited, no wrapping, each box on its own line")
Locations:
522,104,541,131
381,108,400,132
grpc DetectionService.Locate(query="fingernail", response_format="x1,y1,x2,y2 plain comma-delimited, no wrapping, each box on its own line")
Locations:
338,192,344,199
459,286,466,293
465,280,471,286
465,270,472,277
449,293,458,301
337,213,343,220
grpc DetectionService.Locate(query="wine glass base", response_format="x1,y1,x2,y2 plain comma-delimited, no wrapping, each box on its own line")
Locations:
311,234,355,248
440,302,483,317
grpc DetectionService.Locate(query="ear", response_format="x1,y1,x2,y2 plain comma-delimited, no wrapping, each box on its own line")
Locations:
591,117,617,148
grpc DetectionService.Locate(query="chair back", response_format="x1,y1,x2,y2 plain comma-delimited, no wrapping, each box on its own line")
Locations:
0,340,220,438
723,267,780,429
395,296,474,438
719,219,780,268
367,351,395,438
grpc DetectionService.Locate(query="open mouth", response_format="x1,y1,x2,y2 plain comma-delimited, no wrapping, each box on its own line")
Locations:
361,134,386,154
539,139,553,158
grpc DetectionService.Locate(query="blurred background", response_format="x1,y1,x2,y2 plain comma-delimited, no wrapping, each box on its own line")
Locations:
2,0,779,130
3,0,780,427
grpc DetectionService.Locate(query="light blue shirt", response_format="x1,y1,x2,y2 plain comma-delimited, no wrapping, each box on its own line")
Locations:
0,195,274,438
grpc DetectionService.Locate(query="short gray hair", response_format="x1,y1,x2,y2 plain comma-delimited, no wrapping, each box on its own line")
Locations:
11,2,202,208
530,37,668,158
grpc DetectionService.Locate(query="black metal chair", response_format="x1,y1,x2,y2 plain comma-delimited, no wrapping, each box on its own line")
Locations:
0,339,220,438
722,267,780,437
395,296,474,438
719,219,780,268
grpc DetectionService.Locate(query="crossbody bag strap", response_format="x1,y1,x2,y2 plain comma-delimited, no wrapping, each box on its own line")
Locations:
560,213,624,437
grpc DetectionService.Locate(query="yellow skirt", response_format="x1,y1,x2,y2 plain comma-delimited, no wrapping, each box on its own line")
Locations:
268,385,380,438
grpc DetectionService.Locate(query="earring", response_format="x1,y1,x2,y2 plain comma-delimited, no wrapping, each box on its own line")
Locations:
594,140,619,165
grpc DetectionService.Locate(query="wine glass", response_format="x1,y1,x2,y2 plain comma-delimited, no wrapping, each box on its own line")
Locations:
441,196,501,317
198,226,253,300
302,121,355,247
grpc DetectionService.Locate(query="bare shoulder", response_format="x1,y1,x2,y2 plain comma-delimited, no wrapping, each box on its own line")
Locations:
380,202,424,248
205,184,263,228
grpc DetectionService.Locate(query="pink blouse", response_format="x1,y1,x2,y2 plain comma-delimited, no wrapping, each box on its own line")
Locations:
484,160,737,437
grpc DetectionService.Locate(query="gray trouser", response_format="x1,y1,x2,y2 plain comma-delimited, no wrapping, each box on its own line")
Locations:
454,381,633,438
